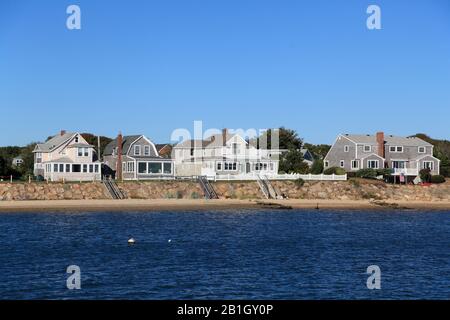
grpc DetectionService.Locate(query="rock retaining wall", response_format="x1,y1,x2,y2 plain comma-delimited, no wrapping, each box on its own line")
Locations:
0,179,449,202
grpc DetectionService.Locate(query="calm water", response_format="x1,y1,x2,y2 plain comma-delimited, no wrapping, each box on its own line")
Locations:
0,209,449,299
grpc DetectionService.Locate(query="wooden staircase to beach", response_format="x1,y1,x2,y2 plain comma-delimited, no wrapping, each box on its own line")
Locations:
257,175,281,199
198,176,219,199
103,178,126,200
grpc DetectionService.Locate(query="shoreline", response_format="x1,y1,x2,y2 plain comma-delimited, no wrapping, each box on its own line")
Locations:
0,199,449,212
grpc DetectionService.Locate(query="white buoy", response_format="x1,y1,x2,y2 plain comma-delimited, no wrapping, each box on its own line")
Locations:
128,238,136,244
168,239,172,243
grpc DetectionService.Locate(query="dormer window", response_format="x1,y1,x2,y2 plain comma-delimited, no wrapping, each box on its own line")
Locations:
144,145,150,156
134,145,141,156
364,145,371,152
418,146,426,153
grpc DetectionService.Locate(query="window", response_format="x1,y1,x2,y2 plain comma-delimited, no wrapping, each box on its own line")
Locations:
368,160,379,169
66,164,71,172
75,136,79,143
163,163,172,174
89,164,94,173
344,145,349,152
83,164,88,173
351,160,359,170
134,145,141,156
144,145,150,156
54,164,59,172
84,148,89,157
127,162,134,172
72,164,81,173
418,146,426,153
389,146,403,153
59,164,64,172
224,162,237,171
232,143,238,155
148,162,162,173
324,161,329,168
78,148,83,157
364,145,371,152
340,160,345,168
95,165,99,173
138,162,147,173
217,163,222,170
423,161,434,170
190,148,194,156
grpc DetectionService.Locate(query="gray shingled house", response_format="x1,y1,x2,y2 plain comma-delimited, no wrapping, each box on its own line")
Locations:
103,134,174,180
324,132,440,176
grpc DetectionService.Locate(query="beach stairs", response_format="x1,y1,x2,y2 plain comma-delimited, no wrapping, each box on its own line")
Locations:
103,179,126,200
257,175,281,199
198,176,219,199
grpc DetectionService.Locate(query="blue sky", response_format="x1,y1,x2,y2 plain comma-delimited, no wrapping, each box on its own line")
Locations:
0,0,449,146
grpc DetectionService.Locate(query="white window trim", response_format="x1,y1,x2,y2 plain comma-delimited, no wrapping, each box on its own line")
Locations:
339,160,345,168
367,159,379,169
324,160,329,168
423,161,434,170
344,145,349,152
134,145,141,156
418,146,426,154
363,145,371,152
144,145,150,156
389,146,404,153
351,160,359,170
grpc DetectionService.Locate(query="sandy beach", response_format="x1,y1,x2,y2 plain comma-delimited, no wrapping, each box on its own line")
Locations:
0,199,449,212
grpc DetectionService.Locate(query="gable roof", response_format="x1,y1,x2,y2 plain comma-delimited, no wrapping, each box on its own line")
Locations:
174,133,247,149
33,132,76,153
103,135,142,156
341,134,432,147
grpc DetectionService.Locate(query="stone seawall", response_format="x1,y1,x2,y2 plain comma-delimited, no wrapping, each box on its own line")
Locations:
0,179,449,202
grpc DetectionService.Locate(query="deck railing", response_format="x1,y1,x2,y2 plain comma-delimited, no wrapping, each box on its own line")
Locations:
211,173,347,181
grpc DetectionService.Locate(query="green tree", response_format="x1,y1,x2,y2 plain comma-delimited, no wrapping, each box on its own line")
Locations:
279,149,309,173
303,143,331,159
310,159,324,174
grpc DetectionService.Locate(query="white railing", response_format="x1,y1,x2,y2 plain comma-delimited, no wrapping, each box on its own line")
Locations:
392,168,419,176
210,173,347,181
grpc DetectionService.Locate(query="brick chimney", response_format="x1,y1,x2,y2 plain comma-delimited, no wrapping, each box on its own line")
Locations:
222,128,228,146
60,130,66,136
116,132,123,181
376,131,385,158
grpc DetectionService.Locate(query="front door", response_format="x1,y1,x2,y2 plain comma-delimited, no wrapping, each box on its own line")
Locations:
246,162,251,173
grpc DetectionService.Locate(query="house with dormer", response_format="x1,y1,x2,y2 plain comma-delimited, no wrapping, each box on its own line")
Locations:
103,134,174,180
324,132,440,176
173,129,280,178
33,131,102,181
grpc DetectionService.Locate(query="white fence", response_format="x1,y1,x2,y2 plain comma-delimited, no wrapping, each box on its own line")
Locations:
210,173,347,181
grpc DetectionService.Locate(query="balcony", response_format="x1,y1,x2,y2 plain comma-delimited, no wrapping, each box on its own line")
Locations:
392,168,419,176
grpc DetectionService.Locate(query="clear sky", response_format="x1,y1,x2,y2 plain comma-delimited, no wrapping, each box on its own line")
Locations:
0,0,449,146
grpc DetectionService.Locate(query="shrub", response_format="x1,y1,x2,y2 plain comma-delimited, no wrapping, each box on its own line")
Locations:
419,168,432,183
323,166,346,175
376,168,392,176
430,175,446,184
190,191,200,199
310,159,324,174
355,168,377,179
295,178,305,187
